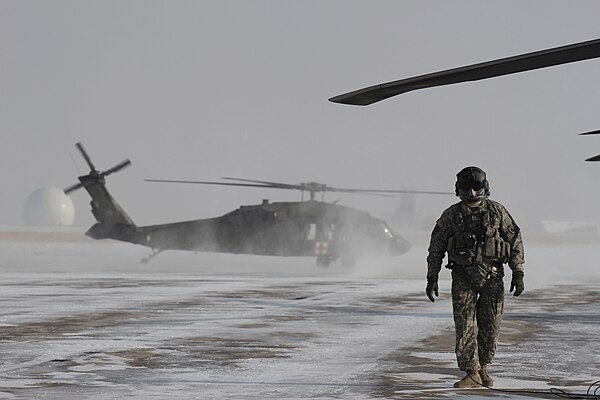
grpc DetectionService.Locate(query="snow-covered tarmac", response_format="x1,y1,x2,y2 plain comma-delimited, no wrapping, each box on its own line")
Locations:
0,228,598,399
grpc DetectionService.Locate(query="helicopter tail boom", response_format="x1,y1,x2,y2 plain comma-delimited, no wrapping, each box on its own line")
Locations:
80,175,137,241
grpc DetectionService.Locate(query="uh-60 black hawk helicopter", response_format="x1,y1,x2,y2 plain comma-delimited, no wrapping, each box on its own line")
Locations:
65,143,452,266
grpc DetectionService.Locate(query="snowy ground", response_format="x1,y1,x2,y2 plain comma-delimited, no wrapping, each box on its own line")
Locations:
0,227,599,399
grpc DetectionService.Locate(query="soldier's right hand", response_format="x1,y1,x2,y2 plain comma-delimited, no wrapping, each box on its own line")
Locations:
426,276,439,302
510,271,524,296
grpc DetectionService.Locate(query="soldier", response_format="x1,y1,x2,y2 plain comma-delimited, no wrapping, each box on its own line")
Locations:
426,166,524,388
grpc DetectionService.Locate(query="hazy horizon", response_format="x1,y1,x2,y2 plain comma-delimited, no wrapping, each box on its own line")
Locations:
3,1,600,232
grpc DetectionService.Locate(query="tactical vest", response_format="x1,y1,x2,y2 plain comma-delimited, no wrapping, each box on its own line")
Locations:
446,200,511,267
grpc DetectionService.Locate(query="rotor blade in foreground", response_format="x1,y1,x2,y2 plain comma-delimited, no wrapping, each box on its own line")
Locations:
579,130,600,136
329,37,600,106
585,155,600,162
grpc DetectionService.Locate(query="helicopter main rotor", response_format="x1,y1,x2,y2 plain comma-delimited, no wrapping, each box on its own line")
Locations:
329,37,600,106
579,130,600,162
145,177,453,201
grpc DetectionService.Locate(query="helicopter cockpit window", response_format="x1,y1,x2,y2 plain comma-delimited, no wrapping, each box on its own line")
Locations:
306,223,335,241
306,224,316,240
380,221,394,239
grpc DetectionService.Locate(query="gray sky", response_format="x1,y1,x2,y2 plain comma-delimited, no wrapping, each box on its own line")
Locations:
2,0,600,230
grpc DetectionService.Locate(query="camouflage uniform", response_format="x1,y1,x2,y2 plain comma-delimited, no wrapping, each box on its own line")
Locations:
427,199,524,373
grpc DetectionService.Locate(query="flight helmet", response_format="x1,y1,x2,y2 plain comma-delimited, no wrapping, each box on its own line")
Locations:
455,166,490,202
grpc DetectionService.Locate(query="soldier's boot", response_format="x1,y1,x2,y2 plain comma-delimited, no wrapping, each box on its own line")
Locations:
479,364,494,387
453,370,482,388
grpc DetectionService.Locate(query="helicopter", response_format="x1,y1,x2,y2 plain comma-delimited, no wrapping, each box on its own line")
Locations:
65,142,453,266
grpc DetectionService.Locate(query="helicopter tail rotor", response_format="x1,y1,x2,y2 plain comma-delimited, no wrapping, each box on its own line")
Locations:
64,142,131,194
64,142,136,229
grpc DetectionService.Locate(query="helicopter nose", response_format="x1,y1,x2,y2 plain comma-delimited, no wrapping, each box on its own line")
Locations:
392,236,411,255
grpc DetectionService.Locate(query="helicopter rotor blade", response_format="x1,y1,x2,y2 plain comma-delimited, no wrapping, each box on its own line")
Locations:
63,182,83,194
221,177,301,190
75,142,97,171
579,131,600,161
327,187,454,195
329,37,600,106
220,178,446,196
352,192,395,198
146,178,453,196
220,178,422,195
148,178,344,195
145,179,296,189
103,159,132,177
579,130,600,136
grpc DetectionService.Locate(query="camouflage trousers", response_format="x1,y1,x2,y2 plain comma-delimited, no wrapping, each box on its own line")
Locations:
451,267,504,373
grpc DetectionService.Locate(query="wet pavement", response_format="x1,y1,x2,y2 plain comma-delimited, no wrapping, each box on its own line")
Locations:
0,236,599,399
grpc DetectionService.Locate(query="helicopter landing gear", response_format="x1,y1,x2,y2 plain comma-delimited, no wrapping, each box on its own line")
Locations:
141,249,163,264
316,255,333,267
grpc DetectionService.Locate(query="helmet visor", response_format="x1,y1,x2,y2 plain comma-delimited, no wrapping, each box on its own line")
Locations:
457,179,485,191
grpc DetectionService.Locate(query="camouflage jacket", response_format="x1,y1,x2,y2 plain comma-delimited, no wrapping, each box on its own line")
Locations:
427,199,524,279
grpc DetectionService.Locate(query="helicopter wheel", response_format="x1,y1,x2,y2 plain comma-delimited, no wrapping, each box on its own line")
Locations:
316,256,332,267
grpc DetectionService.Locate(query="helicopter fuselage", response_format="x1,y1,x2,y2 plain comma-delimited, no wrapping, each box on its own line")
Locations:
87,199,411,265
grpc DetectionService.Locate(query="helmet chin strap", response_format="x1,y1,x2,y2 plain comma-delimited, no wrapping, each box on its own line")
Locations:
465,199,483,208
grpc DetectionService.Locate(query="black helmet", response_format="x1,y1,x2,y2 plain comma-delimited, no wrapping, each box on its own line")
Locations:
455,166,490,201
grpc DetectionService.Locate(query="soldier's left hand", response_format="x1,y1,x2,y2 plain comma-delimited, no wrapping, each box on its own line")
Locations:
426,277,439,302
510,271,524,296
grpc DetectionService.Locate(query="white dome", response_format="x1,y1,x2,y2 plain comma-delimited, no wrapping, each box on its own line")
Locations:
23,187,75,226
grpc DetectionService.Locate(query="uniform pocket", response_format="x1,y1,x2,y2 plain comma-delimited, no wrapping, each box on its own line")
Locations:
485,237,496,257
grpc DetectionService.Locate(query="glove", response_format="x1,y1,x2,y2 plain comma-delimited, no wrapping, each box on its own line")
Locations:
426,276,439,302
510,270,524,296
